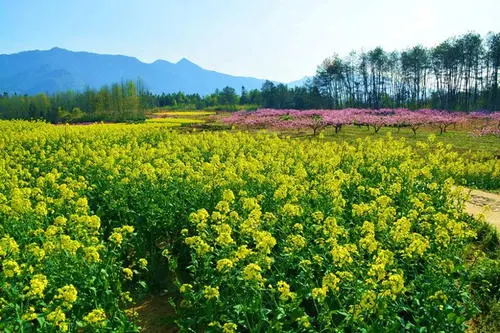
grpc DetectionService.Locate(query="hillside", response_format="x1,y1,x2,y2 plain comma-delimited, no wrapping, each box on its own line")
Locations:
0,47,268,95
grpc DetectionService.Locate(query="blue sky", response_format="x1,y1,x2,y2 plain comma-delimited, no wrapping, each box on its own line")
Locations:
1,0,499,82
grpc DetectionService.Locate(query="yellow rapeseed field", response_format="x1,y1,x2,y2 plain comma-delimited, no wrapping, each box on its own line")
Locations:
0,120,498,332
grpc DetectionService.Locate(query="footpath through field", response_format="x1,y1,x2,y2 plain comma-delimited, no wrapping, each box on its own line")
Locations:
465,188,500,229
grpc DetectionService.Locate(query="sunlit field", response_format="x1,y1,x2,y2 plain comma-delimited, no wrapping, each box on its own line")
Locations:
150,111,216,117
145,117,206,125
0,119,498,332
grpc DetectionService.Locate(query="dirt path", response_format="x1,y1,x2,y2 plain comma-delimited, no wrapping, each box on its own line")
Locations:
465,188,500,229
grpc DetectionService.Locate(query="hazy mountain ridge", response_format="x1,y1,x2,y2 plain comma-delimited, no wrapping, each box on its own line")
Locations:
0,47,281,95
287,76,313,88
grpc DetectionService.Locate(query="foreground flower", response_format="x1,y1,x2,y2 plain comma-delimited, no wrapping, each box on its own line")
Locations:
203,286,220,300
83,308,107,328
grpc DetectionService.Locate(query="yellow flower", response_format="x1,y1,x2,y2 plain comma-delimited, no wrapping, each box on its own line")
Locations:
311,211,324,222
86,215,101,230
60,235,82,254
138,258,148,269
222,189,235,203
214,223,234,246
189,209,209,227
222,322,238,333
84,246,101,263
312,286,328,301
203,286,220,300
34,201,48,217
184,236,212,255
27,274,48,298
360,233,378,253
83,308,107,327
381,273,405,300
285,234,306,252
47,306,66,330
330,244,356,267
123,268,133,280
392,217,412,242
0,235,20,257
254,231,276,254
179,284,193,293
277,281,296,301
359,290,377,313
282,203,302,217
233,245,253,261
242,263,264,283
121,225,134,234
404,233,430,258
2,259,21,278
435,226,450,247
216,258,233,272
75,197,89,213
45,225,60,237
242,197,259,211
53,216,67,227
215,200,230,214
21,306,37,321
121,291,133,303
297,315,311,328
27,243,46,261
429,290,448,303
54,284,78,307
322,272,340,292
109,232,123,245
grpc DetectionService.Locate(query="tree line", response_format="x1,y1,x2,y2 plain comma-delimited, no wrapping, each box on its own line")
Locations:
0,81,145,122
139,86,263,110
264,31,499,111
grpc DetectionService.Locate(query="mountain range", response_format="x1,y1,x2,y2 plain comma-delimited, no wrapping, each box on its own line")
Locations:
0,47,301,96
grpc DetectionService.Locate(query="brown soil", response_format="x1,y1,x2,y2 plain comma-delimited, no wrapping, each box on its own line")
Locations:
127,294,178,333
465,188,500,229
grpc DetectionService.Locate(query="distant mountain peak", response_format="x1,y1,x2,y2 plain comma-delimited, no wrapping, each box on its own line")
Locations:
176,57,199,67
287,76,313,88
151,59,173,65
0,48,268,95
49,47,67,52
176,57,192,64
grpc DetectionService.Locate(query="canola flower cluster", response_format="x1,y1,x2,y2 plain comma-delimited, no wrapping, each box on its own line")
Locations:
0,121,144,331
0,120,497,332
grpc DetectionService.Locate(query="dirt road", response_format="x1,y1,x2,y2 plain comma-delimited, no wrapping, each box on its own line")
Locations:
465,188,500,229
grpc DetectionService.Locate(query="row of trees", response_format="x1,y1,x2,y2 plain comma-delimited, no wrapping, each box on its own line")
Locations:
140,86,263,110
312,32,500,111
224,108,500,136
0,81,145,122
0,83,261,122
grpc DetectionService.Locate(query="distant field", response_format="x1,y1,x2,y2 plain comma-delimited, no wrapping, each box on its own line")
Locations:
150,110,216,117
282,126,500,154
145,117,206,125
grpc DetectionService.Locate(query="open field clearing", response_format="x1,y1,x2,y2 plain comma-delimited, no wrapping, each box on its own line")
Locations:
150,111,217,117
0,120,498,332
274,126,500,155
145,117,206,125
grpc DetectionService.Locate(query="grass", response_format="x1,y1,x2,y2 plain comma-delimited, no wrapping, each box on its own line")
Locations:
151,109,498,154
150,111,216,117
145,117,206,125
254,125,500,155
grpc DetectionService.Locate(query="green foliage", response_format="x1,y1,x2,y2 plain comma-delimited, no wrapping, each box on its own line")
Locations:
0,81,146,123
